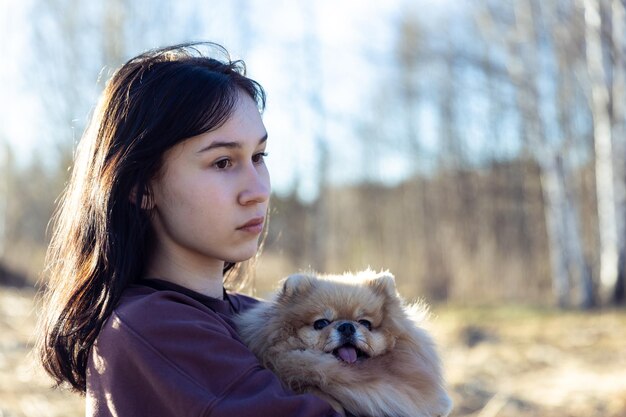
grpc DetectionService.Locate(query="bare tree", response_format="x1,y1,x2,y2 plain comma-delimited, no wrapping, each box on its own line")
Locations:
0,141,10,258
612,0,626,303
301,1,330,272
476,0,593,307
582,0,623,305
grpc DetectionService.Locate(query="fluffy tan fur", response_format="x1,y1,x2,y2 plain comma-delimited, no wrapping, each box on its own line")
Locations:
236,270,453,417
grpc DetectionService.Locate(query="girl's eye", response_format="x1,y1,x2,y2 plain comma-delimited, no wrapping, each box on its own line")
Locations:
358,320,372,330
313,319,331,330
252,152,268,165
214,158,232,170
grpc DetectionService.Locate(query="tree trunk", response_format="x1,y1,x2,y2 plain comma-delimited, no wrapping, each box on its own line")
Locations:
302,1,329,272
551,4,595,308
583,0,620,305
539,158,572,306
612,0,626,304
0,142,9,258
610,0,626,304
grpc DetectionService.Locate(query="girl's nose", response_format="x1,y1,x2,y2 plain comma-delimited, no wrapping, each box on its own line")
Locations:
238,164,270,206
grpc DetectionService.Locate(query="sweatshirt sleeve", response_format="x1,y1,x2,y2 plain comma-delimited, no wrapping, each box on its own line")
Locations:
86,291,339,417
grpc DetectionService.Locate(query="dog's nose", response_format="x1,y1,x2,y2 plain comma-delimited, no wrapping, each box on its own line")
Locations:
337,322,356,336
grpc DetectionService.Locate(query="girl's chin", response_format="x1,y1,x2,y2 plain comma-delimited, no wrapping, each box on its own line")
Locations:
228,246,261,263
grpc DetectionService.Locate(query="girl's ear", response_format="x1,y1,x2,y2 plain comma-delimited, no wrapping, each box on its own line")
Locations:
129,185,154,210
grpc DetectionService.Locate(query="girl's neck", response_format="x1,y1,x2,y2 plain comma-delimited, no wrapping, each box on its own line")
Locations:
144,248,225,299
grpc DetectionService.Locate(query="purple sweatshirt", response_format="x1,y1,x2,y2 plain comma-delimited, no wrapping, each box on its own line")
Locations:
86,279,340,417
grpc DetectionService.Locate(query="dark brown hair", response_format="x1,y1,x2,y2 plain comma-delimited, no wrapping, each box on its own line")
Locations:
37,42,266,392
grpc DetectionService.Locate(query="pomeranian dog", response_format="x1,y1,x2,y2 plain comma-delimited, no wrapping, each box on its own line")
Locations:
236,270,453,417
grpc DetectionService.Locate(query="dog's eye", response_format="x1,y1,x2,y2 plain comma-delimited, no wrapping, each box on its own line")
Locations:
358,319,372,330
313,319,330,330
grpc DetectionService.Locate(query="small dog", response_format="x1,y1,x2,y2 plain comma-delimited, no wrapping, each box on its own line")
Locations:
236,270,453,417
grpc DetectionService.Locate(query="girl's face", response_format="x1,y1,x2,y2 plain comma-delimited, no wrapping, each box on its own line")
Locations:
148,92,270,276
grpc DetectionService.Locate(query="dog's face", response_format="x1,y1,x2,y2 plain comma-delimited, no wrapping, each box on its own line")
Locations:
273,270,403,363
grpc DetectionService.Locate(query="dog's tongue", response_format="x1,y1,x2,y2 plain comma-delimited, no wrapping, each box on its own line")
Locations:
337,346,357,363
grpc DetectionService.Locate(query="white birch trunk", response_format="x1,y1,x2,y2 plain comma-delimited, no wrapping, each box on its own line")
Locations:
516,0,591,307
0,143,8,258
303,1,329,272
539,158,571,306
611,0,626,303
583,0,620,304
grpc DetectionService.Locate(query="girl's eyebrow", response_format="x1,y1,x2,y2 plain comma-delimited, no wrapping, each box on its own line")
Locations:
197,133,268,153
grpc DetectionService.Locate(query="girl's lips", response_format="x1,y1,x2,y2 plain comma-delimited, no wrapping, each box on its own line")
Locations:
237,217,265,234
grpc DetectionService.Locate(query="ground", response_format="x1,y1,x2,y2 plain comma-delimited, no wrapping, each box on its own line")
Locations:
1,286,624,417
432,305,626,417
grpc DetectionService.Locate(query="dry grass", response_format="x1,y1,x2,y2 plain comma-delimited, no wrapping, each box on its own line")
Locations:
432,305,626,417
0,287,83,417
1,286,625,417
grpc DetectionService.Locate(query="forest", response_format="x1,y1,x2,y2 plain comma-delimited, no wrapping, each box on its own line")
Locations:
2,0,624,308
0,1,625,416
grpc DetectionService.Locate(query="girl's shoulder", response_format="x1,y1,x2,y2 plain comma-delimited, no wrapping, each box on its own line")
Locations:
92,281,259,385
108,282,235,338
101,280,261,347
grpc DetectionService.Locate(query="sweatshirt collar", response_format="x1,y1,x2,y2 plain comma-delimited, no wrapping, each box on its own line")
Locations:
136,278,238,315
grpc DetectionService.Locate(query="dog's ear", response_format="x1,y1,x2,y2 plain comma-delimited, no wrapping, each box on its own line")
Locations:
280,273,317,299
365,271,397,298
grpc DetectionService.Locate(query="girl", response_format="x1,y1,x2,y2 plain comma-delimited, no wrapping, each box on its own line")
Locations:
37,42,340,416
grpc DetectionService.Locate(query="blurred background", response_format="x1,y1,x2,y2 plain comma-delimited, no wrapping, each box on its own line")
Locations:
1,0,625,416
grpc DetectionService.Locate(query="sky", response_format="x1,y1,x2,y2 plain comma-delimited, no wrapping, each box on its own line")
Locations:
0,0,43,161
0,0,460,200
